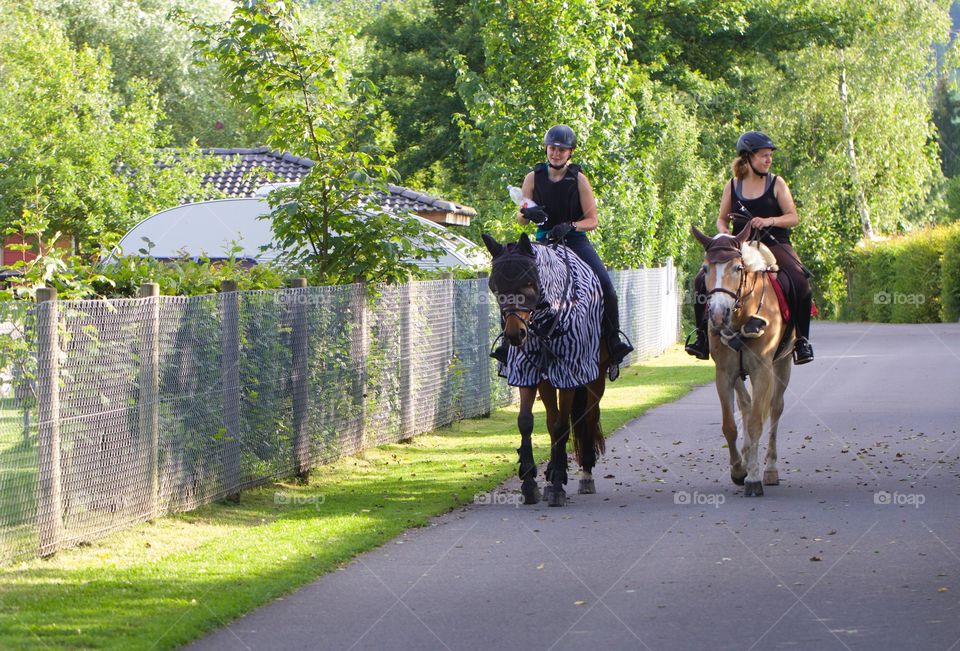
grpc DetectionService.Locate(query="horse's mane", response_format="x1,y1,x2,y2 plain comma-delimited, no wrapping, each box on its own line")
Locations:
531,243,572,306
708,235,777,273
742,241,777,272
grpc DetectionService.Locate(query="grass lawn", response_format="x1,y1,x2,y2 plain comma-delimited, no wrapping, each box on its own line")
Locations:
0,347,713,650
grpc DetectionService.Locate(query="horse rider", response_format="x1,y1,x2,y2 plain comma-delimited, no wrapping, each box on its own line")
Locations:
489,124,635,367
685,130,815,365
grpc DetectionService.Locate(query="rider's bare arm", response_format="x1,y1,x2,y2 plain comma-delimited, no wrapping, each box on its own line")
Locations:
769,177,799,228
517,172,536,225
574,174,599,232
717,182,733,234
747,177,800,230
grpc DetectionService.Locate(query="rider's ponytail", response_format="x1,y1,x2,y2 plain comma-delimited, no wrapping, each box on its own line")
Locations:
731,154,750,180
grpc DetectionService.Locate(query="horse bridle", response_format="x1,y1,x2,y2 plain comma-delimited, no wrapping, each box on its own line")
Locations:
707,255,750,310
494,239,575,358
706,244,769,317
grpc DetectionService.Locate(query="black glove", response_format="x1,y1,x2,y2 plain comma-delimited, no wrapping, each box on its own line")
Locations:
521,205,549,225
548,222,574,242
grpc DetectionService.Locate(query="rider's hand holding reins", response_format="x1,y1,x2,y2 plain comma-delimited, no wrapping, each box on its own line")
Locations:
547,222,574,242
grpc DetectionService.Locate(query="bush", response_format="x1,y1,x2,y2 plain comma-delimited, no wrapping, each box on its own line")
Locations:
841,224,960,323
942,226,960,322
890,229,951,323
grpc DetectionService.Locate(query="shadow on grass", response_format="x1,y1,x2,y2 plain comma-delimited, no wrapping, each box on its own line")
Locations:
0,350,714,650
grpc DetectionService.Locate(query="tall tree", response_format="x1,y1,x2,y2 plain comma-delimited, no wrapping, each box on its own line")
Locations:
0,2,217,256
754,0,951,311
185,0,445,284
47,0,259,146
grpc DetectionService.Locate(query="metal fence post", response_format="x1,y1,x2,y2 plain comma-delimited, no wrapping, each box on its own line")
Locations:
36,287,61,557
288,278,311,479
139,283,161,519
220,280,241,503
476,271,491,417
399,280,416,440
350,276,369,449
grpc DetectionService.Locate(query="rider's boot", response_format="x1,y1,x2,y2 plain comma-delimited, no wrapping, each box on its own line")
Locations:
685,328,710,359
684,288,709,360
603,297,633,366
793,292,814,365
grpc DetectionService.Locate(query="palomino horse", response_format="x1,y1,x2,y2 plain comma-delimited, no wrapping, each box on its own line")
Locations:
692,224,795,497
482,233,608,507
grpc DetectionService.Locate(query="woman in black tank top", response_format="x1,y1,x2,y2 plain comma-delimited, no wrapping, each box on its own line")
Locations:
488,124,634,369
685,131,814,365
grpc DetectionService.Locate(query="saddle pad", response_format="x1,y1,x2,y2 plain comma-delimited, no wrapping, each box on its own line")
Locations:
767,272,790,322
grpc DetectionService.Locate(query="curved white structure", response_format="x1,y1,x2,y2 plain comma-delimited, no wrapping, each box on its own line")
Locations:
107,197,485,271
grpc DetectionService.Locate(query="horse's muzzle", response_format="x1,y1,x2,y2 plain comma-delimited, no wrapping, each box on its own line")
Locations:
506,328,527,346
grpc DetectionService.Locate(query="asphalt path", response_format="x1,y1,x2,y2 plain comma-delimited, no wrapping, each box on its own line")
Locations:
188,322,960,651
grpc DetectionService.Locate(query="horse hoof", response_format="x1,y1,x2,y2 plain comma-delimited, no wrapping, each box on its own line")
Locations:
743,481,764,497
578,479,596,494
763,470,780,486
521,479,540,505
548,488,567,507
731,470,747,486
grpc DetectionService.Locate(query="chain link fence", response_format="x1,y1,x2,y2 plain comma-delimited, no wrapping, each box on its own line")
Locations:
0,264,679,563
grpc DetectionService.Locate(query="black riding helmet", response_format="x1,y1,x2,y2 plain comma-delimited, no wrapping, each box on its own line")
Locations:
544,125,576,149
736,130,776,155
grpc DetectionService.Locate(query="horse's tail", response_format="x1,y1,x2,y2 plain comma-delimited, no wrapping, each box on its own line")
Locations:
571,386,605,468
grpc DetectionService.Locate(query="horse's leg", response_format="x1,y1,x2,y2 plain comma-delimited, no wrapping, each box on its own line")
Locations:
742,364,774,497
764,356,792,486
717,371,746,485
571,387,592,493
543,386,573,507
540,384,559,490
517,386,540,504
576,375,607,494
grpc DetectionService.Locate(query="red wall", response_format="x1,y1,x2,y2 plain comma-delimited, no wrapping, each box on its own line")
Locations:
1,234,37,266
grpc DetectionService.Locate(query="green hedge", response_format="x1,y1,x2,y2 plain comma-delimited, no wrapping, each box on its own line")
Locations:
943,227,960,322
842,224,960,323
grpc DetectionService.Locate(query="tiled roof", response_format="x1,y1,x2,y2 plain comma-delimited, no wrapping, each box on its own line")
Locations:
199,147,476,218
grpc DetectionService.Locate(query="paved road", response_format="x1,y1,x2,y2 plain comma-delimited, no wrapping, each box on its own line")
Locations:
188,323,960,651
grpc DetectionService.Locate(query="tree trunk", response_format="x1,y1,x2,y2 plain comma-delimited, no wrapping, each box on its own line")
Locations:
838,49,875,241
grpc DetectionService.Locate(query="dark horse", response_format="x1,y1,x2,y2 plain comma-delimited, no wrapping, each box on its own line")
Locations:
482,233,609,507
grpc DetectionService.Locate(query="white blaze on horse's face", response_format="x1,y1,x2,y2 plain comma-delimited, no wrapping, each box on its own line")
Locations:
705,258,745,330
707,261,736,327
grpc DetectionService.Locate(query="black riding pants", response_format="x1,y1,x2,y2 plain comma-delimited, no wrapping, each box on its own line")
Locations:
559,234,622,339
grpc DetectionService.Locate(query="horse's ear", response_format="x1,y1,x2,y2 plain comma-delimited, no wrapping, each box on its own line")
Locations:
482,233,505,258
734,223,753,246
517,233,535,256
691,226,714,250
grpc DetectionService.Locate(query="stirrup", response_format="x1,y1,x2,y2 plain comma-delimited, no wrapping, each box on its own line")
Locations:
489,334,509,364
740,314,768,339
